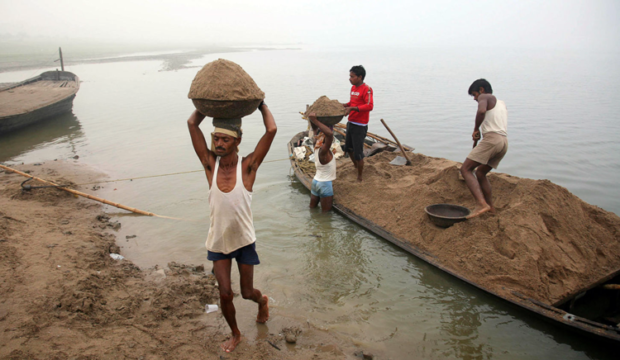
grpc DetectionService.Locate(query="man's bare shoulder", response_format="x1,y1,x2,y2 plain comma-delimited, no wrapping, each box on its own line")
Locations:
479,93,495,101
480,93,497,109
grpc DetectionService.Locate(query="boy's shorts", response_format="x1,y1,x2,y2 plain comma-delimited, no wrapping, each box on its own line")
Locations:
467,132,508,169
344,122,368,161
311,179,334,198
207,242,260,265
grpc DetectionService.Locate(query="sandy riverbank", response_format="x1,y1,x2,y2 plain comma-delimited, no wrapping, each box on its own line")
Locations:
0,161,365,359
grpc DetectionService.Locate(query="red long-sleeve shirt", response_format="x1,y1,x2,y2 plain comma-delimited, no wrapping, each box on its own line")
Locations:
345,83,374,125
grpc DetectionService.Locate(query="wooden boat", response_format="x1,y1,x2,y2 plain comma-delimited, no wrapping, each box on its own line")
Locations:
288,126,620,344
0,70,80,134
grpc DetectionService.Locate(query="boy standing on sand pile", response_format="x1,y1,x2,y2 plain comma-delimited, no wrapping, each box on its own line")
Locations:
343,65,374,182
460,79,508,218
187,101,276,353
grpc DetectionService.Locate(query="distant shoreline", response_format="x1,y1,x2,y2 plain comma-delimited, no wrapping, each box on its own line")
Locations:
0,47,238,73
0,46,301,74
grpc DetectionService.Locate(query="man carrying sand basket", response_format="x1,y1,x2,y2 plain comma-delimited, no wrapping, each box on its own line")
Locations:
460,79,508,219
187,59,275,353
344,65,374,182
187,104,275,352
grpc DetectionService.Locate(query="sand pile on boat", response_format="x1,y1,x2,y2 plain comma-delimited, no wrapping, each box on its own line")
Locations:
306,96,346,116
188,59,264,101
334,151,620,305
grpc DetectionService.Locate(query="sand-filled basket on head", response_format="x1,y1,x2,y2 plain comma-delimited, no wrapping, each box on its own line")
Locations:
188,59,265,120
305,96,346,126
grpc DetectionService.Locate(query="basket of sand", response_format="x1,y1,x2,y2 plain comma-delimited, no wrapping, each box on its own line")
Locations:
424,204,470,228
188,59,265,120
305,96,346,126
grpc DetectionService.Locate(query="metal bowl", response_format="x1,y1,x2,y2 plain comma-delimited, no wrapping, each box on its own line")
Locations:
316,115,344,126
192,99,262,119
424,204,470,228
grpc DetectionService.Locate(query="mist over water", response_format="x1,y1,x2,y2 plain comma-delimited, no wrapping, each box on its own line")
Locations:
1,46,619,359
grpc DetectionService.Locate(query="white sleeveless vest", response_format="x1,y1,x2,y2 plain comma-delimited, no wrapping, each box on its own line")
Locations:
480,100,508,137
205,157,256,254
314,150,336,182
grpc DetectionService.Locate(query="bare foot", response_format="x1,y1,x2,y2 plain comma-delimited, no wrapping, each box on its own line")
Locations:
221,334,242,353
256,295,269,323
466,204,491,219
357,176,363,182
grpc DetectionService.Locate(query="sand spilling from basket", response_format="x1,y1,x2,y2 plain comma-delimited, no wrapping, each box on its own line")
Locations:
332,151,620,305
188,59,264,101
306,96,346,116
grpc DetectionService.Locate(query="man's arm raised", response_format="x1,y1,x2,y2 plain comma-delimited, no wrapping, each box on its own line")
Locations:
308,114,333,165
188,110,216,173
308,114,333,152
246,102,277,172
472,96,489,141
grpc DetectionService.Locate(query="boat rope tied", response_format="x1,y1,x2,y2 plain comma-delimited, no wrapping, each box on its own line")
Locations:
0,163,181,220
66,157,292,186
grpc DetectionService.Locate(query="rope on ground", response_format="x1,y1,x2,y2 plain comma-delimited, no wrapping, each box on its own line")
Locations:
0,164,182,220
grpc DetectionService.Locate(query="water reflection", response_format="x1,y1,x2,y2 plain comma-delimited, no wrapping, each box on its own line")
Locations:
403,255,493,358
301,211,372,305
0,112,84,162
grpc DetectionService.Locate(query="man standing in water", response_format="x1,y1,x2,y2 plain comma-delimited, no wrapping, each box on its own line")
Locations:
308,113,336,212
460,79,508,218
187,102,276,353
344,65,374,182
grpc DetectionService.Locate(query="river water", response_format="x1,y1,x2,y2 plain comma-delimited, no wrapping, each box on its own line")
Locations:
1,47,619,359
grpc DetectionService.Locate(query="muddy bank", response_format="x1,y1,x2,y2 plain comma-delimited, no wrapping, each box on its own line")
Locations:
0,161,363,359
334,151,620,305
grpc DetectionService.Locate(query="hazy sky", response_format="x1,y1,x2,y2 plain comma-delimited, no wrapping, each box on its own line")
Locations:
1,0,618,50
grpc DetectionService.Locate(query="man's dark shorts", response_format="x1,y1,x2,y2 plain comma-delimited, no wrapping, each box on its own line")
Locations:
207,242,260,265
344,122,368,161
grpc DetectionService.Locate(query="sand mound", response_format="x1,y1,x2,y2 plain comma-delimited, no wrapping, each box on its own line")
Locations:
333,151,620,305
188,58,264,101
306,96,346,117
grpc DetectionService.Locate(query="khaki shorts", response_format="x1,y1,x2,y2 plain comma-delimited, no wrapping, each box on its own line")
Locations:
467,132,508,169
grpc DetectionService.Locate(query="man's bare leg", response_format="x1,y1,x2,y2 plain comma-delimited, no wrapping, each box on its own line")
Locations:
475,164,495,214
348,151,358,169
320,196,333,212
356,158,364,182
310,194,320,209
213,259,242,353
238,263,269,323
460,158,491,218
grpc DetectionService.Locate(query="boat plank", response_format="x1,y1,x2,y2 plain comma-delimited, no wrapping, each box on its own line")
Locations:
0,81,77,117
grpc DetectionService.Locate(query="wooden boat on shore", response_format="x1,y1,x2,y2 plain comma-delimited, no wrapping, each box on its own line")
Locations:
288,126,620,344
0,70,80,134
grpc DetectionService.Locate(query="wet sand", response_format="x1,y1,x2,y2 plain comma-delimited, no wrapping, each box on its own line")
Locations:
0,161,365,359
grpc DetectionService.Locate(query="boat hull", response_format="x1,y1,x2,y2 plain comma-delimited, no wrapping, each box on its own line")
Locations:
288,130,620,344
0,71,79,134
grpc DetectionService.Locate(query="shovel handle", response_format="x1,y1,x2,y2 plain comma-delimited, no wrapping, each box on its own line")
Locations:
380,119,412,165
